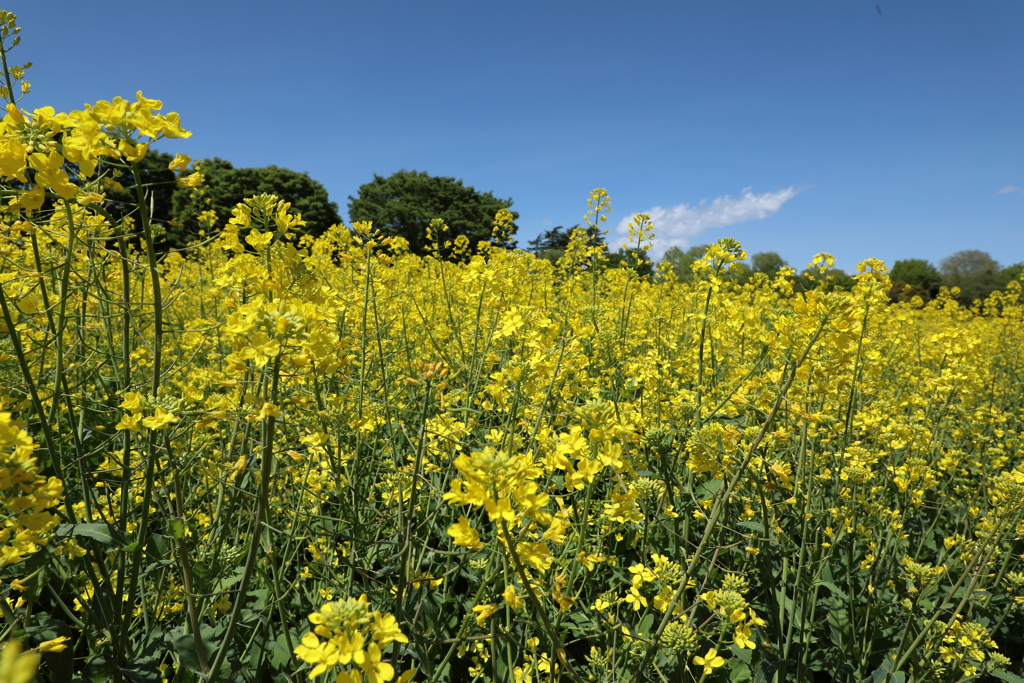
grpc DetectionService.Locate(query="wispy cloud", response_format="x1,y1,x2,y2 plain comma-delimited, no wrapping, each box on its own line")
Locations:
997,186,1024,195
616,186,802,259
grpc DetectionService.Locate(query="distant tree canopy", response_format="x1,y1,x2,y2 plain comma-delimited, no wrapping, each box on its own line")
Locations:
885,251,1022,305
938,250,1021,305
940,250,1000,282
171,159,341,248
103,151,341,251
889,258,942,301
750,251,788,277
659,246,770,284
527,225,574,254
527,225,603,264
660,245,710,281
348,170,518,255
103,150,178,239
657,245,855,291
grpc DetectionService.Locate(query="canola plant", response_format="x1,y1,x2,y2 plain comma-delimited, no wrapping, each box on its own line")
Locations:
2,10,1024,683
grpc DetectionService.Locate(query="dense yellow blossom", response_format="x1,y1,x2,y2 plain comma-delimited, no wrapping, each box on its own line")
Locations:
2,9,1024,682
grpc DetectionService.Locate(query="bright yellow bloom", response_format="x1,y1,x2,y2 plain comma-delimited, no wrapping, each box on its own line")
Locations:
140,406,178,431
177,171,203,187
693,648,725,674
38,636,70,653
0,641,37,683
447,516,483,549
168,153,191,170
734,621,756,649
471,603,497,625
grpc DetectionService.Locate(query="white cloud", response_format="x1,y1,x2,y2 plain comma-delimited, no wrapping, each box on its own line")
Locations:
997,186,1024,195
615,186,802,259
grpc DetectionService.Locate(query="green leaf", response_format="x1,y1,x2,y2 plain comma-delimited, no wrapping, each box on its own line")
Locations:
54,523,129,548
270,633,292,669
728,657,752,683
869,656,905,683
755,654,795,683
992,672,1024,683
813,581,848,599
731,645,753,664
171,626,215,673
122,663,163,683
169,517,186,539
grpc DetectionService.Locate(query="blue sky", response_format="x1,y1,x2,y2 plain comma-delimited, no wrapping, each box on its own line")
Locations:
11,1,1023,272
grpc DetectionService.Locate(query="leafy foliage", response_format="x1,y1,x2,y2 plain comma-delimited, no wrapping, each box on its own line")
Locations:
659,245,710,281
171,159,341,248
889,258,942,301
749,250,788,276
348,169,518,255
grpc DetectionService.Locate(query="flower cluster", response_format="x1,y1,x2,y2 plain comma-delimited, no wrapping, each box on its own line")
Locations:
0,412,62,569
294,594,414,683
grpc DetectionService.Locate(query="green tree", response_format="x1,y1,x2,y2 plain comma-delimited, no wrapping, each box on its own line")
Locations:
602,246,655,277
750,251,788,277
1001,262,1024,282
103,150,178,233
527,225,604,265
347,169,518,255
940,250,1000,282
171,160,342,249
891,259,941,291
889,258,941,301
791,267,855,293
659,245,710,282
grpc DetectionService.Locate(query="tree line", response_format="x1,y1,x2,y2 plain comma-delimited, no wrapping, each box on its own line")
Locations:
658,244,1021,306
123,153,1017,306
122,154,516,254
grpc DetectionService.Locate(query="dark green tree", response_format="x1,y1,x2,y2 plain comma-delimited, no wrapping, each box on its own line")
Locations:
1001,262,1024,282
171,160,341,249
792,267,855,293
750,251,788,277
891,259,941,291
103,150,178,232
527,225,604,264
347,170,518,255
603,246,655,277
889,258,941,301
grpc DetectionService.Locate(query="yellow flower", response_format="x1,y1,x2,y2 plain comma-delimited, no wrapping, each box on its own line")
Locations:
9,185,45,214
471,603,497,626
39,636,70,653
693,648,725,674
177,171,203,187
259,402,281,420
372,613,408,647
517,541,553,571
28,150,77,199
624,585,647,611
168,153,191,171
502,583,524,610
0,640,38,683
360,642,394,683
114,412,143,433
117,139,148,162
447,516,483,549
140,406,178,431
734,621,756,649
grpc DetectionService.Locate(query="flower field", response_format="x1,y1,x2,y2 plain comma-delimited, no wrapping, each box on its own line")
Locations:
3,11,1024,683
